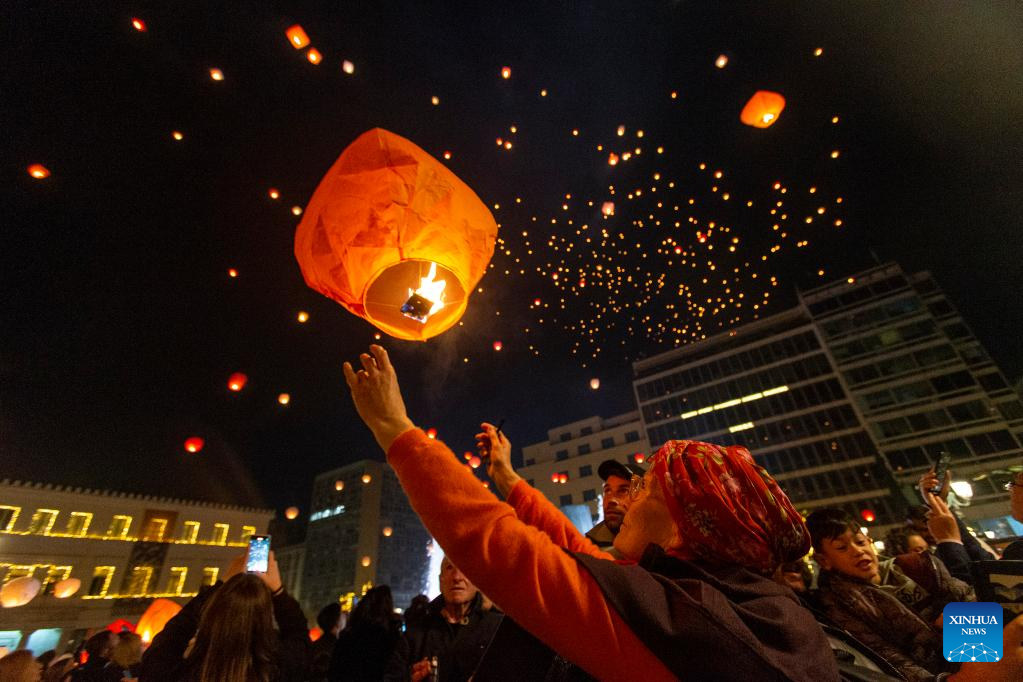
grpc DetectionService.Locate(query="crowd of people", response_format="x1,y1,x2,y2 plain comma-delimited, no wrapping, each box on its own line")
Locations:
3,342,1022,681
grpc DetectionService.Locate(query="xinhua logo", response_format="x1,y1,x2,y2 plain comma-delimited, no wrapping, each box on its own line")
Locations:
943,602,1003,662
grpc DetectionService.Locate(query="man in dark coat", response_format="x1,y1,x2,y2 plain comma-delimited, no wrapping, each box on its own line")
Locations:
70,630,115,682
310,602,342,681
583,459,645,554
384,557,502,681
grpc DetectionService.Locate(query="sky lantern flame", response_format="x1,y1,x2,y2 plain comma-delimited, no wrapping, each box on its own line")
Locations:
184,437,205,453
740,90,786,128
402,262,447,323
131,18,146,32
28,164,50,179
227,372,248,391
286,25,310,49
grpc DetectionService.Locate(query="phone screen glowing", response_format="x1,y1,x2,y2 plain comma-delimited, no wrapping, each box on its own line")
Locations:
247,535,270,573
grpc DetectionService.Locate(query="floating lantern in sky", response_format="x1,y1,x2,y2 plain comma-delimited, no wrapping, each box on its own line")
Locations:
431,95,440,105
53,578,81,599
309,628,323,642
533,298,542,306
501,66,511,79
334,479,344,491
136,599,181,645
131,18,146,32
297,311,309,323
463,452,473,461
469,455,482,469
209,68,224,81
715,54,728,68
277,393,290,405
607,153,619,166
286,25,310,49
616,125,625,136
268,188,280,199
227,372,248,392
342,60,355,74
184,437,205,453
814,47,824,57
27,164,50,179
860,509,876,523
382,526,393,537
285,507,299,520
550,472,560,483
361,556,371,567
291,205,303,216
589,378,600,390
0,577,40,608
426,428,437,439
492,340,503,351
633,453,646,464
739,91,786,128
294,128,498,341
601,201,615,216
442,151,451,160
228,268,238,278
171,131,184,141
362,473,372,484
306,48,322,65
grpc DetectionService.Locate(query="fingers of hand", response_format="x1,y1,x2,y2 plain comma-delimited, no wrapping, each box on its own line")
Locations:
370,344,392,371
342,362,357,387
359,353,379,374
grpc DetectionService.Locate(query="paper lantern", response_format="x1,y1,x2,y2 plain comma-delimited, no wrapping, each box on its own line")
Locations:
426,428,437,439
601,202,615,217
1,576,41,608
286,25,310,49
501,66,511,79
633,453,646,465
740,91,786,128
209,68,224,81
382,526,393,537
558,473,568,484
361,556,371,567
342,60,355,74
228,268,238,278
277,393,290,405
171,131,184,141
131,18,146,32
228,372,247,391
492,341,502,351
309,627,323,642
53,578,81,599
136,598,181,644
469,455,482,469
184,437,205,453
715,54,728,69
306,48,322,65
334,479,344,491
285,506,300,520
27,164,50,179
268,188,280,199
550,473,560,483
297,311,309,322
590,378,600,390
860,509,876,523
361,473,372,484
294,128,498,341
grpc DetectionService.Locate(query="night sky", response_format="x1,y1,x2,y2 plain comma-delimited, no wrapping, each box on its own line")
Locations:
3,1,1022,516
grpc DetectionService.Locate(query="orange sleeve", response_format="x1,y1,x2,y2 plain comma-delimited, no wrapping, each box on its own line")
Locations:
387,429,675,681
506,480,614,559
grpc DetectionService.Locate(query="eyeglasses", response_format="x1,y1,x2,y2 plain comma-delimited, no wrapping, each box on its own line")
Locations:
628,474,646,501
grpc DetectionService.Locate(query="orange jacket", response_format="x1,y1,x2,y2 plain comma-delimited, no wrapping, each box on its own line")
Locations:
388,429,677,680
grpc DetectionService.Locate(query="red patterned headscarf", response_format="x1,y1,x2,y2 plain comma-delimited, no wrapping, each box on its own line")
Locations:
647,440,810,575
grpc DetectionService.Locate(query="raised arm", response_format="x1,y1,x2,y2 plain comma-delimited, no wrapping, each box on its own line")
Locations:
342,346,673,681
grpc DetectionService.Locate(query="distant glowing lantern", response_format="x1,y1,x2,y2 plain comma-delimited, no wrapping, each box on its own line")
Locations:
607,153,619,166
294,128,498,341
601,202,615,217
135,598,181,645
277,393,290,405
551,473,560,483
228,268,238,278
443,151,451,160
172,131,184,141
334,480,344,491
361,556,371,567
559,473,568,484
860,509,876,523
589,378,600,390
268,188,280,199
740,91,786,128
285,506,300,520
382,526,393,537
291,205,303,216
431,95,440,105
297,311,309,323
27,164,50,179
209,68,224,81
53,578,81,599
501,66,511,79
814,47,823,57
715,54,728,68
634,453,646,464
469,455,482,469
533,298,542,306
184,437,205,453
228,372,248,392
463,452,473,460
309,627,323,642
131,18,146,32
426,428,437,439
342,60,355,74
306,48,322,65
286,25,310,49
362,473,372,484
0,576,41,608
493,341,502,351
483,481,490,489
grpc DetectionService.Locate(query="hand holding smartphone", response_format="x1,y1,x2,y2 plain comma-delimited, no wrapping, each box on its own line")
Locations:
246,535,271,573
930,452,951,495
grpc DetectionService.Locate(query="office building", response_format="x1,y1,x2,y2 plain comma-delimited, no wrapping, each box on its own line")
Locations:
299,461,431,617
634,263,1023,531
0,479,273,655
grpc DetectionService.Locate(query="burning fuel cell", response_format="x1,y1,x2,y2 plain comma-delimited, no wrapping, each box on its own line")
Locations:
401,262,447,323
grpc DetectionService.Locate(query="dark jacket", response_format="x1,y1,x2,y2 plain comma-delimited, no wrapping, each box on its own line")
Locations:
934,515,999,584
70,658,109,682
328,621,399,682
583,521,615,551
383,594,502,682
101,662,142,681
310,631,337,681
139,584,310,682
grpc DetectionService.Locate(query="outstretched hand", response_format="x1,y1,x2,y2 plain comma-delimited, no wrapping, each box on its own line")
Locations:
343,345,415,451
924,492,961,544
476,422,520,497
919,465,951,503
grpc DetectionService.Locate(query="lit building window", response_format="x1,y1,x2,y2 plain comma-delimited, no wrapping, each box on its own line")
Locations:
181,521,200,543
201,567,219,586
240,526,256,542
128,566,153,595
41,565,72,594
0,506,21,532
167,567,188,595
27,509,59,535
211,523,229,546
142,517,169,542
88,566,115,596
107,515,133,539
66,512,92,537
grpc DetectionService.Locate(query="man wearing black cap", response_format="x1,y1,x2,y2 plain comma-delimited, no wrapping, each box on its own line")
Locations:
584,459,645,554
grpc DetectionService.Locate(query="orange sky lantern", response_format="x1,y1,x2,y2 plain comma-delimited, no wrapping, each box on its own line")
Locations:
550,473,560,483
277,393,290,405
309,627,323,642
286,25,310,49
493,340,502,351
590,378,600,390
136,598,181,645
0,577,40,608
131,18,146,32
227,372,247,391
209,68,224,81
53,578,81,599
335,479,344,491
634,453,646,464
469,455,482,469
27,164,50,179
426,428,437,439
268,188,280,199
601,201,615,216
501,66,511,79
294,128,498,341
715,54,729,68
285,506,300,520
740,91,786,128
342,60,355,74
228,268,238,278
860,509,876,523
306,48,322,65
184,437,205,453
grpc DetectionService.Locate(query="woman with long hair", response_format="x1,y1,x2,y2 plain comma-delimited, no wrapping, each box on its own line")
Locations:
102,632,142,680
328,585,401,681
140,552,309,682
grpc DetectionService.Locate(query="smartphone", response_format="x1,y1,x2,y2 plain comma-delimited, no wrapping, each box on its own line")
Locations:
246,535,271,573
930,452,951,494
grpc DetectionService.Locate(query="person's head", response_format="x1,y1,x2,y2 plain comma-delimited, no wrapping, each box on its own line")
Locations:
613,440,811,574
404,594,430,628
83,631,115,662
110,631,142,669
597,460,646,534
884,526,929,556
904,505,937,545
806,509,880,584
348,585,394,630
439,557,478,608
34,652,55,670
1008,470,1023,523
0,650,41,682
187,573,277,682
316,602,342,637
